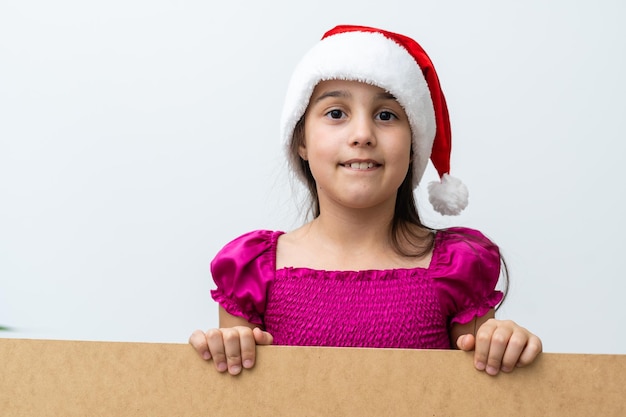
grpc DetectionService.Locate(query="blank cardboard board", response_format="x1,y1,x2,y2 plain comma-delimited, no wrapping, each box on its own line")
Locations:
0,338,624,416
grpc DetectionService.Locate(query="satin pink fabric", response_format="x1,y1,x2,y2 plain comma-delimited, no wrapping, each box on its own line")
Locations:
210,227,503,349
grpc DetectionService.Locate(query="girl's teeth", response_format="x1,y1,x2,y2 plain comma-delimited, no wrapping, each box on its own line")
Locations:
349,162,374,169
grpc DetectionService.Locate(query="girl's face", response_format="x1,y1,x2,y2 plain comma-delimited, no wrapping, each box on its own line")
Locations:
300,80,412,212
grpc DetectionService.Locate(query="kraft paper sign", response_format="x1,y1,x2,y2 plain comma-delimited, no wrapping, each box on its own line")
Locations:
0,338,624,416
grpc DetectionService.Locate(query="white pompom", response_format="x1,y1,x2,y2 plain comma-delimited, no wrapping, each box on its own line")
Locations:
427,173,469,216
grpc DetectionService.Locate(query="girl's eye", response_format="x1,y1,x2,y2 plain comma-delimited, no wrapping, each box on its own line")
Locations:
326,109,344,119
377,111,396,121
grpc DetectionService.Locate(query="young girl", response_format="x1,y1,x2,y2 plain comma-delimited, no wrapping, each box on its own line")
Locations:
189,25,542,377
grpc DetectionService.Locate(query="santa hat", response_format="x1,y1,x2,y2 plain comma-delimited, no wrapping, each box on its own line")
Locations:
280,25,469,216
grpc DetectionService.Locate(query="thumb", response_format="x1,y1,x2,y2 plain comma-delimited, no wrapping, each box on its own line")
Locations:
456,334,476,351
253,327,274,345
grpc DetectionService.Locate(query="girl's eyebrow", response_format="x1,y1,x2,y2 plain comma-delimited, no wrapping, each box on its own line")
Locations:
377,92,397,101
313,90,398,103
313,90,350,103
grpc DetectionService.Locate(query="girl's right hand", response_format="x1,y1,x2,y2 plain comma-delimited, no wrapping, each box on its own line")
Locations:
188,326,274,375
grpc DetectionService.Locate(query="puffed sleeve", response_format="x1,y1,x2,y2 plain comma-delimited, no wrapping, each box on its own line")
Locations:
431,227,504,325
210,230,282,326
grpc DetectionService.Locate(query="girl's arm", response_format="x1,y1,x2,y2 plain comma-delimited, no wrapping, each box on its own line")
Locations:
188,306,273,375
450,309,542,376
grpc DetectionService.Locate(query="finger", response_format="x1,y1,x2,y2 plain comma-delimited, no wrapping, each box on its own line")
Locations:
206,328,228,373
484,325,514,376
455,334,475,351
499,330,528,372
253,327,274,346
239,328,258,370
473,319,497,372
222,327,250,375
516,335,543,368
188,329,211,360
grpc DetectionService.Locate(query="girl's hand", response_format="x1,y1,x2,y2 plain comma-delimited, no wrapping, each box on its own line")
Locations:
189,307,273,375
189,326,274,375
455,318,542,376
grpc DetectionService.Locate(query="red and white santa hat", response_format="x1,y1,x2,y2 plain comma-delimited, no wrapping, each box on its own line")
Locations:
280,25,469,215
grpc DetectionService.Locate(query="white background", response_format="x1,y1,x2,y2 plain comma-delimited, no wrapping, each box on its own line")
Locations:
1,0,625,354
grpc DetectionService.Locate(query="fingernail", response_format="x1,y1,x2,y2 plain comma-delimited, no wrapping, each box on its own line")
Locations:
202,352,211,360
229,365,241,375
216,362,227,372
243,359,253,369
486,366,499,375
501,366,511,373
475,361,486,371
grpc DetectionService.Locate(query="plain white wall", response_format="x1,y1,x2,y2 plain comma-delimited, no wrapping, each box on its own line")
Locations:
1,0,625,354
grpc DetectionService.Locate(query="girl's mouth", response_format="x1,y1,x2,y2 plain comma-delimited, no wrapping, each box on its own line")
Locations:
347,162,373,169
342,161,380,170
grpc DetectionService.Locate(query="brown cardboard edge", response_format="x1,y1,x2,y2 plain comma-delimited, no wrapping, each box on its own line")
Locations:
0,338,624,416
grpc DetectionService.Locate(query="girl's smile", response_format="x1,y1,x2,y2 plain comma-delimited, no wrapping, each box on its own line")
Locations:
340,159,381,170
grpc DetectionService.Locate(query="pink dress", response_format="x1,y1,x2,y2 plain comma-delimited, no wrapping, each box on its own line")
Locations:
210,227,503,349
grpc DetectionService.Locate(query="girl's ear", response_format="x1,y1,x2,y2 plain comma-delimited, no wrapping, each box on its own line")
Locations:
298,143,308,161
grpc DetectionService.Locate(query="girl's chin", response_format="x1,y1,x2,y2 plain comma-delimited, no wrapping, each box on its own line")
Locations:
328,193,397,210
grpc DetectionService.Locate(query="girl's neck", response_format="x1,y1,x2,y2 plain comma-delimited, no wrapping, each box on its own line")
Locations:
280,202,405,270
278,197,433,271
282,210,432,270
310,208,392,250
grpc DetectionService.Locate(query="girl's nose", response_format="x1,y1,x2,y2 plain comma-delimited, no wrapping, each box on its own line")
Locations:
349,114,377,147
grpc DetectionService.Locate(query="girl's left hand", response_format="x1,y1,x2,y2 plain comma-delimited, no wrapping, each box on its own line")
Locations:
455,319,542,376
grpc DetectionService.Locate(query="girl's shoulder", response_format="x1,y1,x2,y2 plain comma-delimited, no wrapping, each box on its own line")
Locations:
221,229,285,247
435,226,496,248
212,229,285,266
431,226,500,273
430,226,504,325
210,230,284,326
